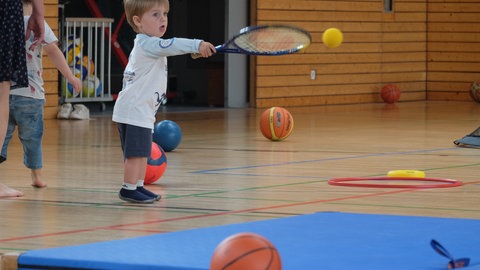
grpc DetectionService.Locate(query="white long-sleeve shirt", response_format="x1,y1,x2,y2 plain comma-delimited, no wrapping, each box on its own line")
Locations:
112,34,202,129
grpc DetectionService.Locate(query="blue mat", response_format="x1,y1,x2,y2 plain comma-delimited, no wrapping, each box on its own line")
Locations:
18,212,480,270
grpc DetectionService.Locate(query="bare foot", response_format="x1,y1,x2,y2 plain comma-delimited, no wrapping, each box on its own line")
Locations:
0,183,24,198
31,181,47,188
31,169,47,188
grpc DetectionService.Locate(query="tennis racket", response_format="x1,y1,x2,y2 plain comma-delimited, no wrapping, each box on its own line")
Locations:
191,24,311,59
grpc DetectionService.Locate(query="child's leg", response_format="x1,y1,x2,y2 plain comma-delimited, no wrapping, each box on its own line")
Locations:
0,89,23,198
1,95,16,162
119,156,155,203
124,156,147,185
31,169,46,188
117,123,157,203
0,82,9,150
12,96,46,187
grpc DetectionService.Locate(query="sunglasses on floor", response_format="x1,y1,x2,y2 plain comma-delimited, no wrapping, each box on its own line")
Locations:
431,239,470,269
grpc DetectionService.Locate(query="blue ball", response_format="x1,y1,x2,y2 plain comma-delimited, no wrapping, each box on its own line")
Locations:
153,120,182,152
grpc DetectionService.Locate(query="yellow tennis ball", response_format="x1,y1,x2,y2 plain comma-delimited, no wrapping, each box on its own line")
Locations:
322,28,343,48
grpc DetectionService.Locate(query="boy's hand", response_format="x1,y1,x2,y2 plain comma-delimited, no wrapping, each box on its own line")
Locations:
26,13,45,50
68,76,82,94
197,41,216,58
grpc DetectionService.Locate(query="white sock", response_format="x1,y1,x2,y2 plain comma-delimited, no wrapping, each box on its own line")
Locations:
136,180,144,187
121,182,137,190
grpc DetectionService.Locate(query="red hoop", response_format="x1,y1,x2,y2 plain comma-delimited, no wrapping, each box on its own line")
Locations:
328,177,463,189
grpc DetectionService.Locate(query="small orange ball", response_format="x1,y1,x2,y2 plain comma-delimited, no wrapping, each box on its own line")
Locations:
259,107,294,141
210,232,282,270
381,84,401,104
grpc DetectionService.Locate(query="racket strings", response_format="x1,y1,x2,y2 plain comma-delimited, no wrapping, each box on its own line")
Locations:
233,28,311,54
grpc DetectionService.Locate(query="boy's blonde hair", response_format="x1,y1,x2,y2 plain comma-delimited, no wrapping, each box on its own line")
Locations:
124,0,170,33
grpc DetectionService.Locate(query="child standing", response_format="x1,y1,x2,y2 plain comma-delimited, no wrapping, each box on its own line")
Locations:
0,0,44,198
0,0,82,188
113,0,215,203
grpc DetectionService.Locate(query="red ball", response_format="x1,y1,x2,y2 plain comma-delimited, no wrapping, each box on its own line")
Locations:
210,232,282,270
144,142,167,184
259,107,294,141
381,84,401,104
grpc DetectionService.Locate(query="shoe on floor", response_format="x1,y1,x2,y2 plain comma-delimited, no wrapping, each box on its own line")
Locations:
70,104,90,120
57,103,73,119
119,189,155,204
137,186,161,201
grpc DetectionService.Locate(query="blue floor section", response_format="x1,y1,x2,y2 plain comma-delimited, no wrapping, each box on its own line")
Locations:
18,212,480,270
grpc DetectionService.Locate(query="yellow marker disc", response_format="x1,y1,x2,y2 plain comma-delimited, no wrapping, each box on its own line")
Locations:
387,170,426,178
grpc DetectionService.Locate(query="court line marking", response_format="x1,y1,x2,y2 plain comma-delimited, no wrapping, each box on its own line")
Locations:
191,147,462,173
0,183,471,244
325,201,480,213
1,148,477,245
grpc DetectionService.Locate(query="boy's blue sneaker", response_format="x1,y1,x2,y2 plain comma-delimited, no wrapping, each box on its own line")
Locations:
137,186,161,201
119,189,155,204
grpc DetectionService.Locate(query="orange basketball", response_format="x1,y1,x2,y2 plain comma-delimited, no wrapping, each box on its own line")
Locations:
381,84,401,104
259,107,294,141
210,232,282,270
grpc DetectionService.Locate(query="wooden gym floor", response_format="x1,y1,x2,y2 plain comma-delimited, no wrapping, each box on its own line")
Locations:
0,101,479,256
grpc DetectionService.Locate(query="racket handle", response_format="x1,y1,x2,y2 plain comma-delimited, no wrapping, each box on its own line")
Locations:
191,53,202,59
191,45,221,59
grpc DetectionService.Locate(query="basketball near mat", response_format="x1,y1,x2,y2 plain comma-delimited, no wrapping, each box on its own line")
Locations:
469,81,480,103
145,142,167,184
381,84,401,104
259,107,294,141
153,120,182,152
210,232,282,270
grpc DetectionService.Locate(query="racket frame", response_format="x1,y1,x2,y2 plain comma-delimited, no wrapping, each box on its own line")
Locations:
192,24,311,58
218,24,312,55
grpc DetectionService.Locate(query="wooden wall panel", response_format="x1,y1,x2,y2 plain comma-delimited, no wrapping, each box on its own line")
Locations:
43,0,480,114
44,0,60,119
427,0,480,102
251,0,480,107
252,0,428,108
